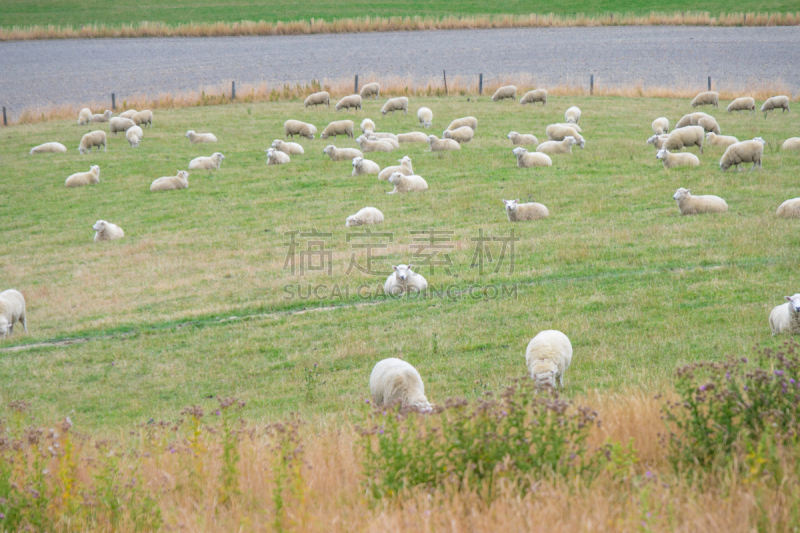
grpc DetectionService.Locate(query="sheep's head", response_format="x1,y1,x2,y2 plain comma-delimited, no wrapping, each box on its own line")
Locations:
656,148,668,160
78,147,87,154
423,121,432,129
178,171,189,180
355,135,365,144
754,137,766,145
427,135,437,144
320,132,330,139
400,156,411,165
352,157,363,168
91,165,99,173
785,294,800,314
442,130,452,139
345,215,358,227
512,147,526,157
214,153,225,162
104,110,112,118
503,199,520,212
564,136,577,146
508,131,518,140
531,361,558,389
393,264,414,281
577,138,586,149
673,188,690,201
185,130,193,138
388,172,403,184
271,140,281,148
93,220,106,232
323,145,333,155
646,135,658,145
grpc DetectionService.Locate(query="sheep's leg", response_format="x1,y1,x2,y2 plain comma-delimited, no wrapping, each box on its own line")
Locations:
8,324,13,335
20,314,27,334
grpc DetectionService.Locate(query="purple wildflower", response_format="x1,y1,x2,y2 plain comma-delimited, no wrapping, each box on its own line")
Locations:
645,471,653,478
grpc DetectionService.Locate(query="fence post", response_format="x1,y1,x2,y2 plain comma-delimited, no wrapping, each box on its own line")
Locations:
443,70,448,96
232,81,236,100
2,107,6,127
111,93,116,110
354,75,359,94
479,73,483,95
708,76,711,91
590,74,594,95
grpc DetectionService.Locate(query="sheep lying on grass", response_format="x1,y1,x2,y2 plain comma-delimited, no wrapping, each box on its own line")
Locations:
89,110,112,123
378,156,413,181
304,91,330,108
428,135,460,151
357,135,394,153
646,134,669,150
512,147,552,168
672,188,727,215
384,264,428,294
397,132,430,143
359,82,380,100
367,134,399,149
442,126,474,144
271,139,304,155
545,124,584,148
352,156,380,176
336,94,362,111
321,120,355,139
381,97,409,115
283,120,316,140
65,165,100,187
663,126,704,153
781,137,800,151
30,142,66,155
502,199,549,221
777,198,800,218
79,131,106,154
93,220,124,242
727,97,755,114
446,116,477,131
369,358,432,412
520,89,547,105
525,330,572,389
189,152,225,171
266,148,290,165
185,130,218,143
417,107,432,128
691,91,719,107
345,206,384,227
508,131,538,146
536,136,578,154
387,172,427,194
492,85,517,101
652,117,670,135
126,125,143,147
656,148,699,169
761,95,790,117
706,132,738,149
720,137,766,171
323,145,363,162
150,171,189,192
0,289,27,338
769,294,800,336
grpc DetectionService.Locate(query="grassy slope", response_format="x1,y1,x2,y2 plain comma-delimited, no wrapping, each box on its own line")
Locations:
0,95,798,430
0,0,796,28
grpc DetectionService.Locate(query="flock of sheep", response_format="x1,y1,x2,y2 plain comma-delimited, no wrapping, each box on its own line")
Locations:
10,82,800,411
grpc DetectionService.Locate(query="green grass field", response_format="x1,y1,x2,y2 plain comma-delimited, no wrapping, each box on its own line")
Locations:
1,95,798,431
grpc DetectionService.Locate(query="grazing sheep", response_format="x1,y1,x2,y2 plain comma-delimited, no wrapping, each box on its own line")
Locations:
525,330,572,389
89,110,113,123
397,132,430,143
387,172,428,194
266,148,290,165
417,107,433,128
727,97,756,114
369,358,432,411
78,108,92,125
646,134,670,150
367,134,399,149
442,126,474,144
697,115,721,135
427,135,461,151
781,137,800,151
545,124,585,148
185,130,218,143
706,132,739,149
520,89,547,106
446,116,478,131
512,147,552,168
359,82,380,100
30,142,67,155
565,106,581,124
189,152,225,171
352,156,381,176
672,188,728,215
492,85,517,101
776,198,800,218
676,112,711,129
508,131,538,146
357,135,394,153
336,94,362,111
502,198,549,221
109,117,136,135
383,264,428,294
345,206,384,227
663,126,705,153
321,120,355,139
361,118,376,134
381,97,409,115
131,110,153,127
65,165,100,188
0,289,27,338
126,125,143,147
270,139,304,155
283,120,317,140
691,91,719,107
769,294,800,336
656,148,700,169
761,95,790,117
720,137,766,171
323,145,363,162
118,109,138,119
78,131,107,154
652,117,670,135
150,170,189,192
378,156,413,181
93,220,124,242
536,136,578,155
304,91,330,108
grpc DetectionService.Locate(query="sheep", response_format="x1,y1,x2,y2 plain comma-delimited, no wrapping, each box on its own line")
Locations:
672,187,728,215
357,135,394,153
525,330,572,389
89,110,113,123
727,97,756,114
65,165,100,188
508,131,538,146
536,136,578,155
266,148,290,165
93,220,124,242
387,172,428,194
492,85,517,101
697,115,721,135
126,125,143,147
78,108,92,125
132,110,153,127
78,131,107,154
446,116,478,131
321,120,355,139
676,112,711,129
109,117,136,135
442,126,474,144
378,156,413,181
656,148,700,169
691,91,719,107
520,89,547,106
369,358,432,412
0,289,27,338
367,134,399,149
304,91,330,108
323,145,363,162
719,137,766,171
397,132,430,143
352,157,381,176
761,95,790,117
545,124,585,148
30,142,67,155
335,94,362,111
284,120,317,140
706,132,739,149
150,170,189,192
381,96,409,116
652,117,670,135
550,122,582,133
118,109,138,119
782,137,800,151
189,152,225,171
383,264,428,294
271,139,304,155
769,294,800,336
417,107,433,128
185,130,218,143
502,198,549,221
512,147,552,168
565,106,581,124
646,134,670,150
345,206,384,227
427,135,461,152
359,82,380,100
776,198,800,218
361,118,376,134
663,126,705,153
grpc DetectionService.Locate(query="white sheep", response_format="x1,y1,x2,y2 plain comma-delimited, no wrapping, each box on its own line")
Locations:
366,132,398,141
361,118,376,134
150,170,189,192
536,136,578,154
369,358,432,411
352,157,381,176
132,110,153,127
118,109,138,119
520,89,547,106
676,112,711,129
304,91,330,108
672,187,728,215
397,132,430,143
781,137,800,151
442,126,474,144
656,148,700,169
65,165,100,188
769,294,800,336
777,198,800,218
378,156,413,181
652,117,670,135
0,289,27,337
30,142,67,155
446,116,477,131
525,330,572,389
266,148,290,165
565,106,581,124
417,107,433,128
359,82,381,100
126,125,143,147
512,147,552,168
336,94,362,111
271,139,305,155
283,120,317,140
387,172,428,194
427,135,460,152
720,137,766,171
367,133,399,149
492,85,517,101
545,124,585,148
185,130,218,143
761,95,790,117
189,152,225,170
663,126,704,153
78,108,92,125
323,145,363,162
549,122,582,133
109,117,136,135
706,132,739,149
357,135,394,153
346,206,384,227
691,91,719,107
321,120,355,139
502,198,549,221
381,96,409,115
697,115,721,135
78,131,107,154
508,131,538,146
727,97,755,114
384,264,428,294
89,110,113,123
93,220,124,242
646,134,670,150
